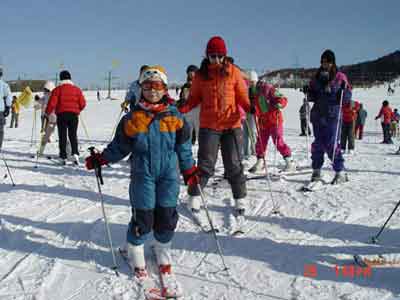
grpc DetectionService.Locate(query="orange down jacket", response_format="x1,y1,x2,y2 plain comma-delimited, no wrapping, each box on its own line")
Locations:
178,62,250,131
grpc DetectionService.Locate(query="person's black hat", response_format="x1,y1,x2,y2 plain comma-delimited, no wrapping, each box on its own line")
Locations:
59,70,71,81
186,65,199,74
321,49,336,64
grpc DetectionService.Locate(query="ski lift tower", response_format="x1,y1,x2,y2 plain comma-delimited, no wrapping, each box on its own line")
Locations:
105,60,120,99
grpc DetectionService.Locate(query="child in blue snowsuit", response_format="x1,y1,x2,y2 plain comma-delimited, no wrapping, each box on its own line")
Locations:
306,50,352,184
86,66,197,295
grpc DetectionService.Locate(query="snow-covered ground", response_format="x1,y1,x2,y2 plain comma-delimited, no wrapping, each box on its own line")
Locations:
0,86,399,300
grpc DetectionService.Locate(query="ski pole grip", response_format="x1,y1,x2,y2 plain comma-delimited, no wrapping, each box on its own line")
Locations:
88,147,104,185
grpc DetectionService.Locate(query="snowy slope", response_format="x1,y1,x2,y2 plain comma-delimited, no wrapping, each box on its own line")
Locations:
0,87,399,300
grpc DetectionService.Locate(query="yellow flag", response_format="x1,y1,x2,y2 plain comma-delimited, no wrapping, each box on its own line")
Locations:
16,86,33,108
112,60,120,69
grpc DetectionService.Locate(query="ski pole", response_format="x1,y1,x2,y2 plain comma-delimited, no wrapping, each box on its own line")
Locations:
332,82,345,167
1,154,16,186
197,183,229,274
304,92,311,161
88,147,119,276
30,109,37,147
79,114,91,141
252,115,279,214
371,199,400,244
109,108,124,142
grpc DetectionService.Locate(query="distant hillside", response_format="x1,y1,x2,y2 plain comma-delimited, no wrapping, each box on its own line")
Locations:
262,50,400,88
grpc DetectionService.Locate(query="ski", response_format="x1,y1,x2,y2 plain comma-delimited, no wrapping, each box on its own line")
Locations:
119,248,165,300
353,254,400,268
151,246,183,299
300,175,350,192
246,168,312,181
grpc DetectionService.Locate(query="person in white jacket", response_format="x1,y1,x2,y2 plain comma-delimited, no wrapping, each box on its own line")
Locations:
0,66,12,151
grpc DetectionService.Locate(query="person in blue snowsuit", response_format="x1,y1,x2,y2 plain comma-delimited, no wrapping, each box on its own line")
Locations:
305,49,352,184
85,66,198,287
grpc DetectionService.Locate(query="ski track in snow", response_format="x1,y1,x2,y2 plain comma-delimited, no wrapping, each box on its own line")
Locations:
0,87,399,299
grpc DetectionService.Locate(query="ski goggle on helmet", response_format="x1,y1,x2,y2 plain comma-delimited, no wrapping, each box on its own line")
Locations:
139,65,168,87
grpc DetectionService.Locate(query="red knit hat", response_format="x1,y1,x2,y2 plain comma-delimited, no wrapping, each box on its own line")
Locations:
206,36,227,56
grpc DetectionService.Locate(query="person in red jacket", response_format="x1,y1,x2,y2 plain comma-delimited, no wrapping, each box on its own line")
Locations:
46,70,86,165
375,100,393,144
341,99,360,154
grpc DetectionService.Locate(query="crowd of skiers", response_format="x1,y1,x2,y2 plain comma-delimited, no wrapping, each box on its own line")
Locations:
1,36,400,296
83,40,357,291
0,67,87,165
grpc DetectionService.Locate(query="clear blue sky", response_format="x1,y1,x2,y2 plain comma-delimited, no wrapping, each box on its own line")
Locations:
1,0,399,88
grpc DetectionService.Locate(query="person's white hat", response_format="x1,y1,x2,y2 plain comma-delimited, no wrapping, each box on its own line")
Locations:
44,81,56,92
249,70,258,82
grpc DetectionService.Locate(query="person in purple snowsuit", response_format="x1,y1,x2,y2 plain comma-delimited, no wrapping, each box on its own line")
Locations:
305,49,352,184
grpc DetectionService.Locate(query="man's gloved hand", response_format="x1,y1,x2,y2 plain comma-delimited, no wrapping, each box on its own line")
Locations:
3,106,10,117
182,165,200,187
302,85,309,94
85,152,109,170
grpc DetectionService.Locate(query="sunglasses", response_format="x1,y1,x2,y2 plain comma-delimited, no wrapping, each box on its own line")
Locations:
141,81,166,91
209,54,225,59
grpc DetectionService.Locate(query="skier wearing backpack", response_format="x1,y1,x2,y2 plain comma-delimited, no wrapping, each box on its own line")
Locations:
178,36,250,223
85,66,196,298
248,82,295,173
305,49,352,184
